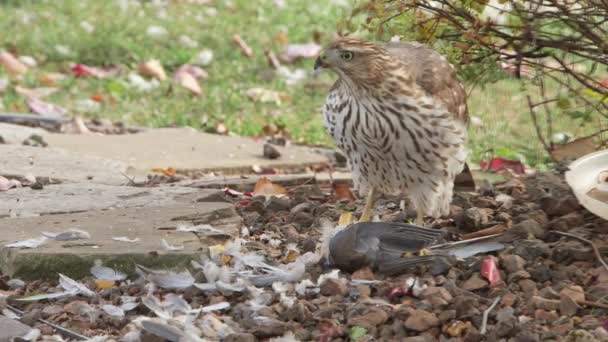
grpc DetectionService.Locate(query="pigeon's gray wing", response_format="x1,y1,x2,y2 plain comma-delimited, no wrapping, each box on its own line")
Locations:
376,254,445,275
355,222,444,254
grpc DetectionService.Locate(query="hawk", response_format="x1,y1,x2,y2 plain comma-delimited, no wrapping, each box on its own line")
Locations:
314,37,469,224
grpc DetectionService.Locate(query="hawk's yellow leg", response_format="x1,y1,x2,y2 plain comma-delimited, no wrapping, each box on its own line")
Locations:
416,207,424,226
359,187,377,222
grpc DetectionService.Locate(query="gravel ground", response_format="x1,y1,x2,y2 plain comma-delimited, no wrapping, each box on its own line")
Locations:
2,170,608,342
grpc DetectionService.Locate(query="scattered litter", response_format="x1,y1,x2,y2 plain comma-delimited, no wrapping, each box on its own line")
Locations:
480,256,501,285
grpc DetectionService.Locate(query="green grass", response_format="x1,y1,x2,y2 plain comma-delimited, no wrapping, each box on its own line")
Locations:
0,0,599,167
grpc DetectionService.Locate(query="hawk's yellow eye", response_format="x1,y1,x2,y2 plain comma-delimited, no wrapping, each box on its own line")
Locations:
340,51,353,61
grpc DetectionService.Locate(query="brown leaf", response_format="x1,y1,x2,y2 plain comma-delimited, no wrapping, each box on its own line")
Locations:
174,70,202,95
275,32,288,44
279,43,322,63
333,182,356,201
39,72,66,86
264,50,281,69
175,64,208,80
151,166,176,176
551,136,597,161
27,98,67,118
138,59,167,80
232,34,253,57
253,177,288,196
95,279,116,289
61,117,91,134
0,52,28,76
15,86,59,100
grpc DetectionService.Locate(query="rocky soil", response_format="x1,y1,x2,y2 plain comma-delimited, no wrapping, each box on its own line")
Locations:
1,170,608,342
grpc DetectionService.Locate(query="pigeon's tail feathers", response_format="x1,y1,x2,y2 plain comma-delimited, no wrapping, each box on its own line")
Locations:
377,254,447,275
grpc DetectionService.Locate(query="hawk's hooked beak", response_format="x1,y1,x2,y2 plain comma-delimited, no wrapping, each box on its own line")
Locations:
313,51,327,77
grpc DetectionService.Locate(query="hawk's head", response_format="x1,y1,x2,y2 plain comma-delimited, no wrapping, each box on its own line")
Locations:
314,37,396,88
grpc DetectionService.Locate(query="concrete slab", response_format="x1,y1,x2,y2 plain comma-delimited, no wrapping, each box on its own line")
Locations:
0,183,224,218
0,317,32,342
0,144,129,185
0,123,47,144
41,127,329,176
182,171,353,191
0,201,242,280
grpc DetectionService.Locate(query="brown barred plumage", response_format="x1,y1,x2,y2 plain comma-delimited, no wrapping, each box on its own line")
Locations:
314,37,469,222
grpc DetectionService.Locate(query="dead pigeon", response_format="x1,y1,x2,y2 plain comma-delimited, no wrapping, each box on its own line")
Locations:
323,221,505,275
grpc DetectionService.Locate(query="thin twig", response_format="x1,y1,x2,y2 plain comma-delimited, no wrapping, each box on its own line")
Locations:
480,296,501,335
550,231,608,272
578,299,608,310
7,304,90,341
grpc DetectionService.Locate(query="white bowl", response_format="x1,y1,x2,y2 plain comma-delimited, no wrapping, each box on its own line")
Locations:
565,149,608,220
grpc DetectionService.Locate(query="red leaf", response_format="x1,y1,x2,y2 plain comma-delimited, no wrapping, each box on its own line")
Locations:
600,79,608,88
387,287,408,300
71,64,96,77
480,256,500,286
480,157,525,174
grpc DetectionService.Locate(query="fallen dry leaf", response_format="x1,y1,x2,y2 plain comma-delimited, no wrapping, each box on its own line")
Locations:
232,34,253,57
175,64,208,80
253,177,288,196
0,176,21,191
480,157,525,175
138,59,167,81
550,136,597,161
174,70,202,95
39,72,66,86
279,43,321,63
480,256,501,286
245,88,288,105
15,86,59,100
27,98,67,118
151,166,176,176
61,116,91,134
333,182,356,201
70,63,118,78
95,279,116,289
0,51,28,76
274,32,288,45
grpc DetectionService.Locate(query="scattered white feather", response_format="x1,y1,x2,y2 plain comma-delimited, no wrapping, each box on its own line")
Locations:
148,270,194,290
199,314,234,339
201,302,230,313
161,238,184,251
5,236,48,249
112,236,140,243
2,308,20,319
294,279,316,296
58,273,96,297
90,259,127,281
269,331,301,342
102,304,125,319
15,291,72,302
20,328,41,341
42,229,90,241
316,269,341,286
176,224,223,234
